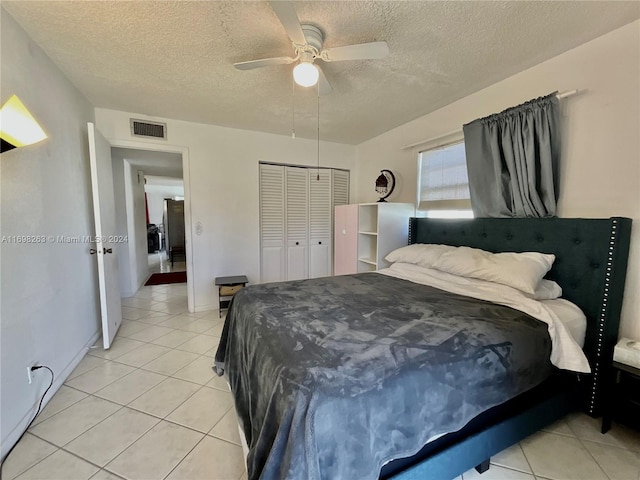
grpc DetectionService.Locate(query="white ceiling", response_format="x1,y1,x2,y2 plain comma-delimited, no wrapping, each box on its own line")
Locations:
4,1,639,144
112,148,183,178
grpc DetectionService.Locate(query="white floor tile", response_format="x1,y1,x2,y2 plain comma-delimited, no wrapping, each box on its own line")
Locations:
207,373,231,392
121,297,162,310
520,431,608,480
30,396,121,447
157,315,198,330
14,449,99,480
89,469,125,480
490,443,531,474
88,338,145,361
175,335,218,355
68,355,108,380
105,421,203,480
65,407,160,467
181,319,217,334
462,464,533,480
136,312,174,324
125,325,175,343
112,343,172,367
540,418,575,437
567,412,640,451
31,385,88,426
65,362,135,394
115,321,151,339
166,435,245,480
166,387,234,433
149,303,188,315
93,369,167,405
128,377,200,418
172,356,217,385
1,434,58,480
151,329,199,348
582,440,640,480
121,306,154,321
141,349,200,375
202,346,217,357
209,408,242,446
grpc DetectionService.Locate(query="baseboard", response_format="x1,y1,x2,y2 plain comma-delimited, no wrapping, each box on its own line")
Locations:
0,329,101,459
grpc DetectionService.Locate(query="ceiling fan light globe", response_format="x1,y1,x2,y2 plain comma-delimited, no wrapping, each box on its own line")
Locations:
293,62,319,87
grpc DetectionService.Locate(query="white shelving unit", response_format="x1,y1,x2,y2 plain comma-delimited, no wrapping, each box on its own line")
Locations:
334,202,414,275
357,203,414,272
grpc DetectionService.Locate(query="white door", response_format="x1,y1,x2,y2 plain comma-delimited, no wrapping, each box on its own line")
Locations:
259,164,286,283
309,169,332,278
285,167,309,280
88,122,122,348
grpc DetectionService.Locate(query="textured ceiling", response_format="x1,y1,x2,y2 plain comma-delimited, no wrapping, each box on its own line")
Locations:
3,1,639,144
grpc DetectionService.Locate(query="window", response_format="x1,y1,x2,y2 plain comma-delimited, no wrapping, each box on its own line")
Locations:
417,140,473,218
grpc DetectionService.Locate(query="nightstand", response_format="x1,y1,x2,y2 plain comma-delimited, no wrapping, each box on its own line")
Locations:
215,275,248,318
601,361,640,433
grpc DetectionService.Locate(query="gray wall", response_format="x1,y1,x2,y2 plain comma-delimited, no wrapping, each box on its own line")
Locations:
0,9,100,456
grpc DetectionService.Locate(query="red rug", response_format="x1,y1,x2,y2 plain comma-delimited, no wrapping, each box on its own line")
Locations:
145,272,187,286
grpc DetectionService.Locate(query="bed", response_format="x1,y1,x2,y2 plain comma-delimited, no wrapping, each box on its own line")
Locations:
215,217,632,480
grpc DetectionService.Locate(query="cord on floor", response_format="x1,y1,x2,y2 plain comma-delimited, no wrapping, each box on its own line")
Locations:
0,366,54,479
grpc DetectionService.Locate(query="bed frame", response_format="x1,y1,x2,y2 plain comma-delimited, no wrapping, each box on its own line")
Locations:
382,217,632,480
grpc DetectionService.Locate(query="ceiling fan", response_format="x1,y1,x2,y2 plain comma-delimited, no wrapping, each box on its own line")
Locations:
234,1,389,95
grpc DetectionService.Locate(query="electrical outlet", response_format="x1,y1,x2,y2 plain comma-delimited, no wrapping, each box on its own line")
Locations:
27,363,38,384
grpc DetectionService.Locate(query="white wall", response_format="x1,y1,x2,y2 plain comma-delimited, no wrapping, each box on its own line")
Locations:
354,21,640,340
0,10,100,456
112,153,132,296
124,161,149,293
95,109,357,311
146,181,184,226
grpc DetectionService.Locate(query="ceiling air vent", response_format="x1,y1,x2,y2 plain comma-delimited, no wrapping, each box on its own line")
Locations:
130,119,167,140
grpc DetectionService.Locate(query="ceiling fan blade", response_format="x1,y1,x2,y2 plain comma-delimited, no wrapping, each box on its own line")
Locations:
321,41,389,62
269,1,306,45
234,56,295,71
316,65,332,96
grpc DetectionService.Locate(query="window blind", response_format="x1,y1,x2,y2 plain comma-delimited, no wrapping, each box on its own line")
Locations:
418,141,471,211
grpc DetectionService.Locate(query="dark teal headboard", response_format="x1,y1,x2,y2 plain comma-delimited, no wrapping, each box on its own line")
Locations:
408,217,632,416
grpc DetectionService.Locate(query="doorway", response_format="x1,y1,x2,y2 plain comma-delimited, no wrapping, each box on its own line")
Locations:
109,144,194,312
145,176,186,281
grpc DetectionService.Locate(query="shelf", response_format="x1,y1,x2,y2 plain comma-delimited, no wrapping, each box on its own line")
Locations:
358,257,377,266
358,231,378,236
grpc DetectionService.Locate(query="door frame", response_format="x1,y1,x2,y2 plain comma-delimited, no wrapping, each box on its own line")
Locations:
106,138,195,313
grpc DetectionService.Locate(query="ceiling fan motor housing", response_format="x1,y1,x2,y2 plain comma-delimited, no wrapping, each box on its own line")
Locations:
300,25,324,53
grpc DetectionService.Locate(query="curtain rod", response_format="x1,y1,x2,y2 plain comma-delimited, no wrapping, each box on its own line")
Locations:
400,89,579,150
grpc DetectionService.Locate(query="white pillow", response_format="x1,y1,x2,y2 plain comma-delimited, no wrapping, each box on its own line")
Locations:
430,246,555,295
385,244,457,267
531,279,563,300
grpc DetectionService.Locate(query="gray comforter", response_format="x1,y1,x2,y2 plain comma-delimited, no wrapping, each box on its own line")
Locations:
214,273,553,480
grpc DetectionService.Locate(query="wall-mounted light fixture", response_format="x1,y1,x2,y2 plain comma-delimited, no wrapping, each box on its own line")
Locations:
0,95,47,153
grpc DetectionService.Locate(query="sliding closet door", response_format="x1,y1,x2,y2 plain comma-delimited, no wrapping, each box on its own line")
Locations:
308,169,332,278
285,167,309,280
259,164,285,283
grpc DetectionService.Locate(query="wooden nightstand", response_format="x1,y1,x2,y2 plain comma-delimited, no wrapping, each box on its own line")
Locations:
601,361,640,433
215,275,248,318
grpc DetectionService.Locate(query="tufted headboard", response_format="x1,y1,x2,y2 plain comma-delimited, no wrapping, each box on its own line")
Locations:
408,217,632,416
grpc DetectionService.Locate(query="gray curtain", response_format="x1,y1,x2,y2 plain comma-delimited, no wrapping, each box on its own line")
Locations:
463,93,560,217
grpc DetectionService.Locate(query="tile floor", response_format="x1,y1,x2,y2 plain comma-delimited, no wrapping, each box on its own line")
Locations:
3,283,640,480
148,251,186,274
